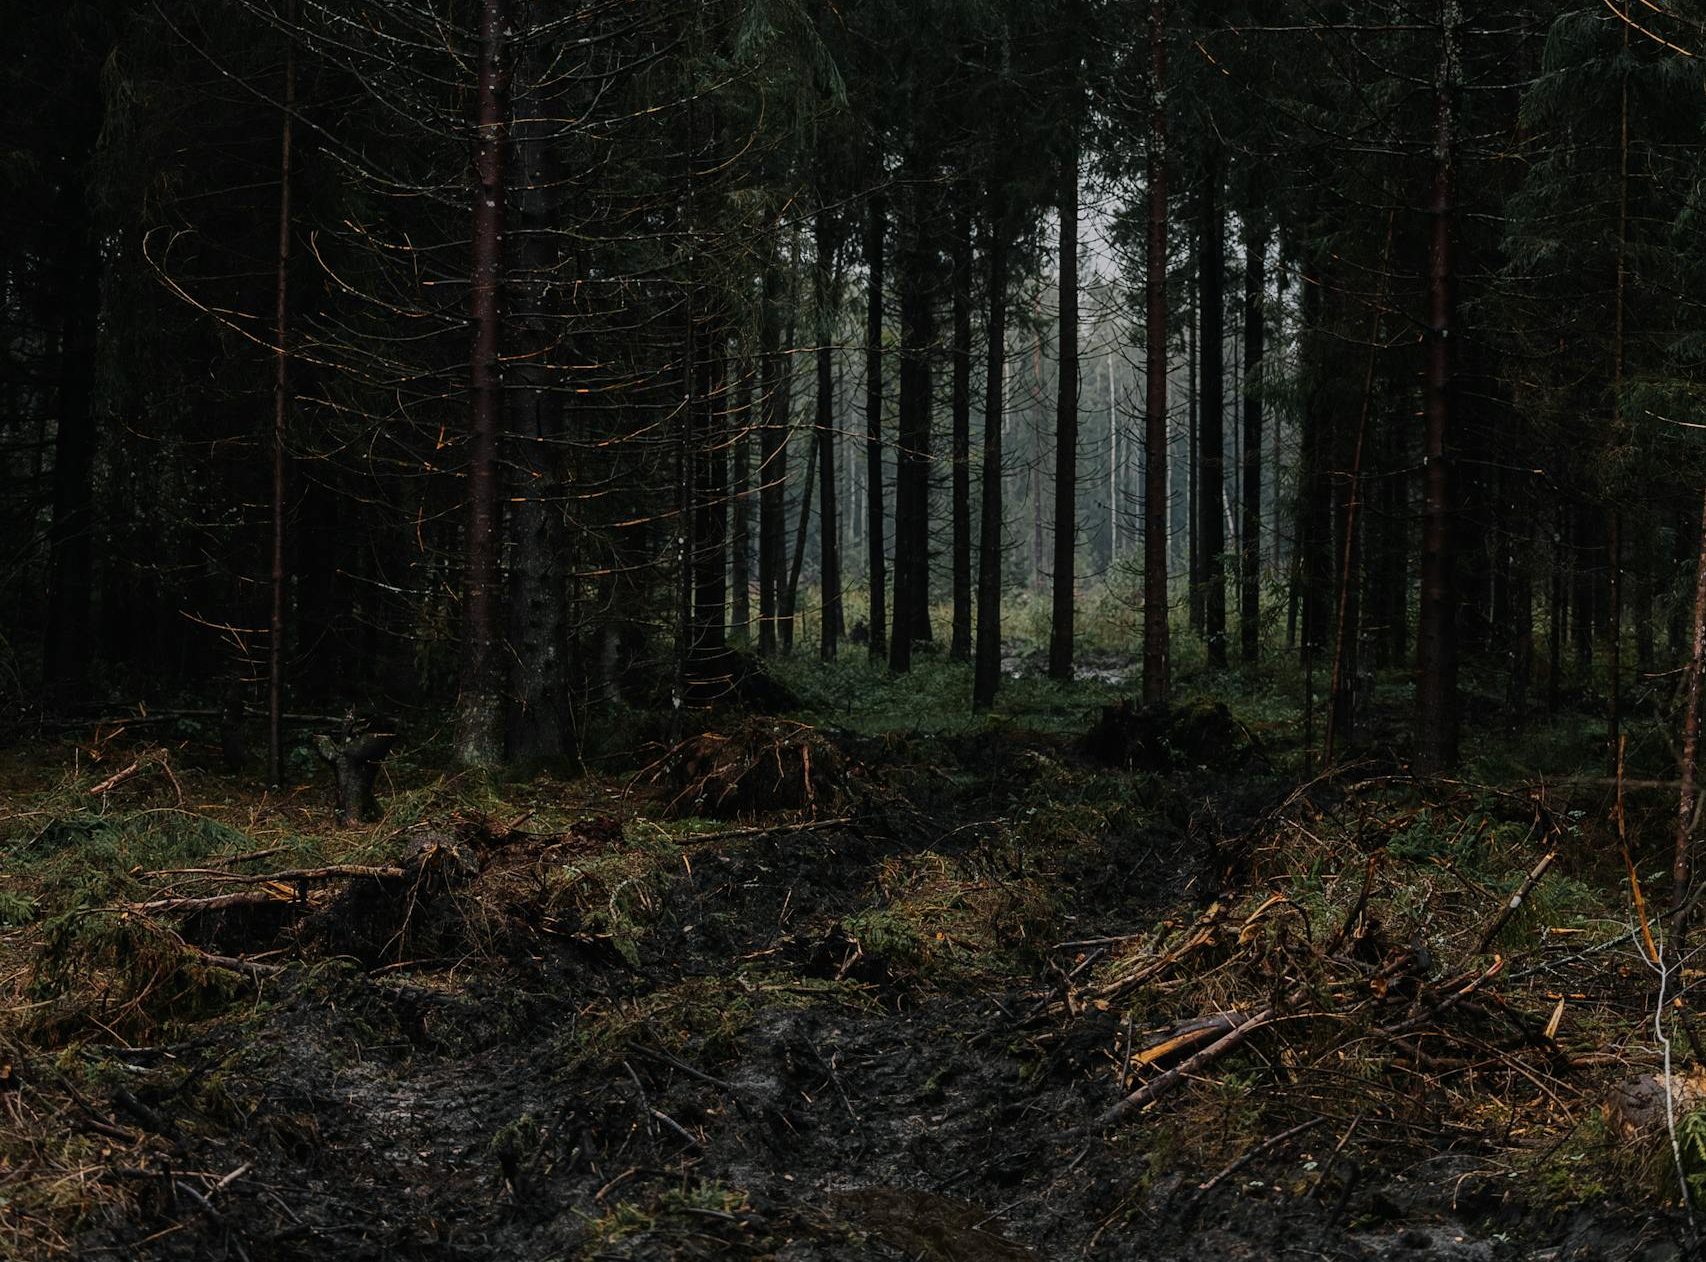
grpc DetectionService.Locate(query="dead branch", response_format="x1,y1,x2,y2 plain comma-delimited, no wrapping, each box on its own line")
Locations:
1100,1005,1277,1124
1473,852,1556,955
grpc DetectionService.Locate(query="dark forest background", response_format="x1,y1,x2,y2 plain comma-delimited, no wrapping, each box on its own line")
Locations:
6,0,1706,781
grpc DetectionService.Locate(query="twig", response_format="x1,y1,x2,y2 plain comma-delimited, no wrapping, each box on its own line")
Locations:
1194,1116,1326,1196
629,1043,731,1090
674,816,853,846
649,1108,701,1150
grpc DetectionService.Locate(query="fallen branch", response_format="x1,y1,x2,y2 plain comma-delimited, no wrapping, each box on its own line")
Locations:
1100,1005,1277,1125
1130,1012,1254,1075
148,864,404,886
131,890,300,916
1473,852,1555,955
89,749,168,796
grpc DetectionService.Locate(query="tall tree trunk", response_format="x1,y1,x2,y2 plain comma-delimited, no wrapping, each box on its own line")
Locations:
1196,162,1226,669
778,232,801,652
864,190,888,660
1608,24,1629,761
731,363,753,642
1240,220,1266,664
1049,134,1080,681
1141,0,1170,706
816,207,842,661
42,65,106,704
786,425,819,639
268,18,296,787
890,172,934,673
1549,501,1565,714
454,0,510,769
694,326,728,665
759,251,785,655
1673,479,1706,964
974,208,1009,711
1415,0,1461,773
950,194,974,663
1187,293,1201,634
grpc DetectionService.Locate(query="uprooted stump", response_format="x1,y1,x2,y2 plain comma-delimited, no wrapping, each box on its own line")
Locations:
314,714,399,825
303,827,481,964
1081,698,1255,772
652,719,850,818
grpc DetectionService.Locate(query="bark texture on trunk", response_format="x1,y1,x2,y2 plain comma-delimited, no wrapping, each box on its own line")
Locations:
454,0,510,769
864,190,888,660
1196,163,1226,669
890,170,934,673
1142,0,1170,706
1415,0,1461,773
1672,480,1706,961
816,207,843,660
43,59,106,705
974,211,1009,711
1049,136,1079,681
759,252,785,655
1240,221,1266,664
693,327,728,665
731,364,753,641
268,18,296,788
950,196,974,663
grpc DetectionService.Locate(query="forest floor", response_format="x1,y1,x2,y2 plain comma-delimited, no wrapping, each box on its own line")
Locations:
0,653,1699,1260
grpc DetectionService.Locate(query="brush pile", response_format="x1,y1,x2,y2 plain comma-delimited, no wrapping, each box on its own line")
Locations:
1035,769,1684,1187
651,719,852,818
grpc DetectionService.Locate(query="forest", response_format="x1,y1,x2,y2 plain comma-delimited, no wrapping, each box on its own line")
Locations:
6,0,1706,1257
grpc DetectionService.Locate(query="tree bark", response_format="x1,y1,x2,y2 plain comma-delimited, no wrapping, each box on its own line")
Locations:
890,170,934,673
1196,162,1226,669
731,362,753,642
951,194,974,663
454,0,510,769
759,249,785,655
864,188,888,660
1672,479,1706,962
693,325,728,665
816,206,842,661
1141,0,1170,706
974,208,1009,711
1240,220,1266,664
1049,134,1080,681
1608,25,1629,761
43,62,106,705
1415,0,1461,774
268,16,296,788
1187,292,1201,635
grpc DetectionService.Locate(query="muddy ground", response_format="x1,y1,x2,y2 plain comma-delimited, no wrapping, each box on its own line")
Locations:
0,705,1696,1260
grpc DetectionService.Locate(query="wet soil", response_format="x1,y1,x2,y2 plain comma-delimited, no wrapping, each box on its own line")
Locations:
28,726,1693,1261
